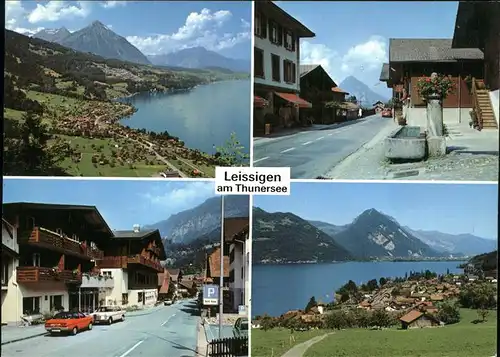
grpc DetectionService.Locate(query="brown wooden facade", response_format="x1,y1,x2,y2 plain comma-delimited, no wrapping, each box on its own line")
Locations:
3,203,112,287
389,60,483,108
452,2,500,91
96,229,166,290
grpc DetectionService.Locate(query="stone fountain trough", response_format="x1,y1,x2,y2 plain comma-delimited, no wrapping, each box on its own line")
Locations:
385,126,426,161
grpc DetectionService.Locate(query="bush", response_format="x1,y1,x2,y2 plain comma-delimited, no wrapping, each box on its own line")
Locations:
437,300,461,325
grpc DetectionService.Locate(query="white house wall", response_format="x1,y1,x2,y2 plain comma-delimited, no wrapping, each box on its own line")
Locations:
489,89,499,126
254,34,300,92
1,259,19,324
407,107,472,127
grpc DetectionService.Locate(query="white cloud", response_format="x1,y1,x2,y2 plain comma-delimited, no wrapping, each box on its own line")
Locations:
12,26,45,36
101,1,126,9
126,8,250,55
240,18,250,29
141,182,215,211
27,1,92,24
5,0,26,29
300,36,387,84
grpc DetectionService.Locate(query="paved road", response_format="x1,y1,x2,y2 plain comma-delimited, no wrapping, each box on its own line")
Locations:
253,116,393,179
2,300,200,357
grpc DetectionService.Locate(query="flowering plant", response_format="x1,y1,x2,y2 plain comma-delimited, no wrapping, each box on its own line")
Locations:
417,74,455,99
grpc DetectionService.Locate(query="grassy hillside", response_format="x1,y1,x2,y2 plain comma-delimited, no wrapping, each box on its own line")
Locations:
3,29,248,177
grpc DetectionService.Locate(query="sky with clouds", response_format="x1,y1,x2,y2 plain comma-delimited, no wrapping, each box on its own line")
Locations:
5,0,251,59
276,1,460,97
3,179,218,230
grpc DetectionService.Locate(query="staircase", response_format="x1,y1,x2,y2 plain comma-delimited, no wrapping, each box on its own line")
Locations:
473,79,498,129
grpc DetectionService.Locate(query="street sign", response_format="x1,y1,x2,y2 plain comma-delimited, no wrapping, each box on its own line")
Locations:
203,284,219,306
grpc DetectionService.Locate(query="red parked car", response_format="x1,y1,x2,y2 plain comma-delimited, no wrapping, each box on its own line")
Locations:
381,108,392,117
45,311,93,335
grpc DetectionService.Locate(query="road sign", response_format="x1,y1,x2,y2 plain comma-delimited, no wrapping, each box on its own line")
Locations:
203,284,219,306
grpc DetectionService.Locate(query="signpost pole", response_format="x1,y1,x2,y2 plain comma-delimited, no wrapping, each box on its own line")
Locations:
219,195,224,339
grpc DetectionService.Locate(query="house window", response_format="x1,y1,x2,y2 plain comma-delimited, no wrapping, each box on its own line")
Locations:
284,30,295,51
102,271,112,278
254,12,267,38
122,293,128,305
138,292,143,303
1,260,9,285
22,297,41,315
32,253,40,267
241,267,244,279
271,54,281,82
269,21,282,46
284,60,296,83
254,48,264,78
26,217,35,229
50,295,63,310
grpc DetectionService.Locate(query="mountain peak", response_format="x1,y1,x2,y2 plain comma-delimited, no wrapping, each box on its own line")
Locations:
91,20,106,27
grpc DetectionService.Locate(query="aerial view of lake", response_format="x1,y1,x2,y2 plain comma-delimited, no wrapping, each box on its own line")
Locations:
119,80,250,155
252,261,466,317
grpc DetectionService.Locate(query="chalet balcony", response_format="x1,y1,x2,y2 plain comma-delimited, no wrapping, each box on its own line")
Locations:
147,245,162,257
127,255,163,272
96,256,128,269
17,266,82,284
19,227,104,260
80,273,114,289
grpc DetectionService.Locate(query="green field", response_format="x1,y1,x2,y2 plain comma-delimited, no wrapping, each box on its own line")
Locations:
252,309,497,357
52,135,166,177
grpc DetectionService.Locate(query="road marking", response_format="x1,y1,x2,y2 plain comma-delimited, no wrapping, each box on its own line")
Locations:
161,314,176,326
302,141,313,146
280,147,295,153
118,340,144,357
328,133,333,136
253,156,269,164
315,136,324,141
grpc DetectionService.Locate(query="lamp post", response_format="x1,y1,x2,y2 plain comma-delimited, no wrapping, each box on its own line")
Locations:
219,195,224,339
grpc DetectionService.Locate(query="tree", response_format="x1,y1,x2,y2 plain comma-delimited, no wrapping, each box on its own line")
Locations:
215,132,249,166
3,112,58,175
370,309,394,328
459,283,496,309
379,277,387,287
304,296,317,313
346,95,358,103
366,279,379,291
437,300,461,325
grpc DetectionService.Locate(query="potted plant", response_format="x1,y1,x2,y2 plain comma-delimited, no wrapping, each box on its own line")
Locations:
416,74,455,102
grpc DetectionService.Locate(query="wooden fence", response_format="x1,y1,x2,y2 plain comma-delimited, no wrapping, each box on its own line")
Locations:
208,336,248,357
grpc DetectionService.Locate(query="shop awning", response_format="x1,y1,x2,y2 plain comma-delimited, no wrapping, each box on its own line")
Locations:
275,92,312,108
254,96,269,108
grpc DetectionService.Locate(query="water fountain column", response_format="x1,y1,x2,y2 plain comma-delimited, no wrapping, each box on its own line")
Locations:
426,74,446,157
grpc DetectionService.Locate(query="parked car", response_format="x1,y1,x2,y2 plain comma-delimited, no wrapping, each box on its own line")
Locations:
92,306,125,325
164,299,173,306
45,311,93,336
233,317,248,338
381,108,392,117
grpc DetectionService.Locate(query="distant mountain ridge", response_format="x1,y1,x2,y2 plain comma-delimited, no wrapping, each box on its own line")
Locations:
146,195,249,245
339,76,389,107
403,227,496,256
148,47,250,73
34,21,150,65
252,207,353,263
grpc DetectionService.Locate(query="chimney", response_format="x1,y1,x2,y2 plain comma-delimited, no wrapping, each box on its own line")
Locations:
133,224,140,233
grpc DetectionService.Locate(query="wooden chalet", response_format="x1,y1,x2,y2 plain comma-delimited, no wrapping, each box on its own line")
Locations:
452,1,499,128
2,202,113,313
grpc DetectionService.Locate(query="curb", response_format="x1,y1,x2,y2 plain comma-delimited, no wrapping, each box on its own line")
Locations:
1,332,49,346
126,305,165,318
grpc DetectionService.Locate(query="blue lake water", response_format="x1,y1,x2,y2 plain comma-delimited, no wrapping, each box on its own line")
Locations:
252,261,466,317
119,80,250,154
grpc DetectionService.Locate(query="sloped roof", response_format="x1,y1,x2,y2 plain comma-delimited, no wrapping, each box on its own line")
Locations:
400,310,423,323
224,217,249,242
380,63,390,81
332,87,348,94
207,247,230,278
389,38,483,62
299,64,320,77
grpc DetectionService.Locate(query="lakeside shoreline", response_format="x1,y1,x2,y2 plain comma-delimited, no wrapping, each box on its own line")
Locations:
110,78,250,157
254,258,468,266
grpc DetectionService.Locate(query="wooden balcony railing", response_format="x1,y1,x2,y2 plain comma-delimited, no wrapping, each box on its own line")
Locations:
147,245,162,257
20,227,104,260
96,256,128,269
17,266,82,284
127,255,163,272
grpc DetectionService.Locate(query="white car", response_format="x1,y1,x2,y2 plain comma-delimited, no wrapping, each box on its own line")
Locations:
92,306,125,325
164,299,173,306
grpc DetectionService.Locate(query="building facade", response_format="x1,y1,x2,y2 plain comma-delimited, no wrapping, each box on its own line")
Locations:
1,203,113,324
224,217,250,313
253,0,315,134
96,227,165,307
2,218,19,324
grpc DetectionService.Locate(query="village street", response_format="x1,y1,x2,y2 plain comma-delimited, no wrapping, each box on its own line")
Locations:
1,300,200,357
253,115,392,179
